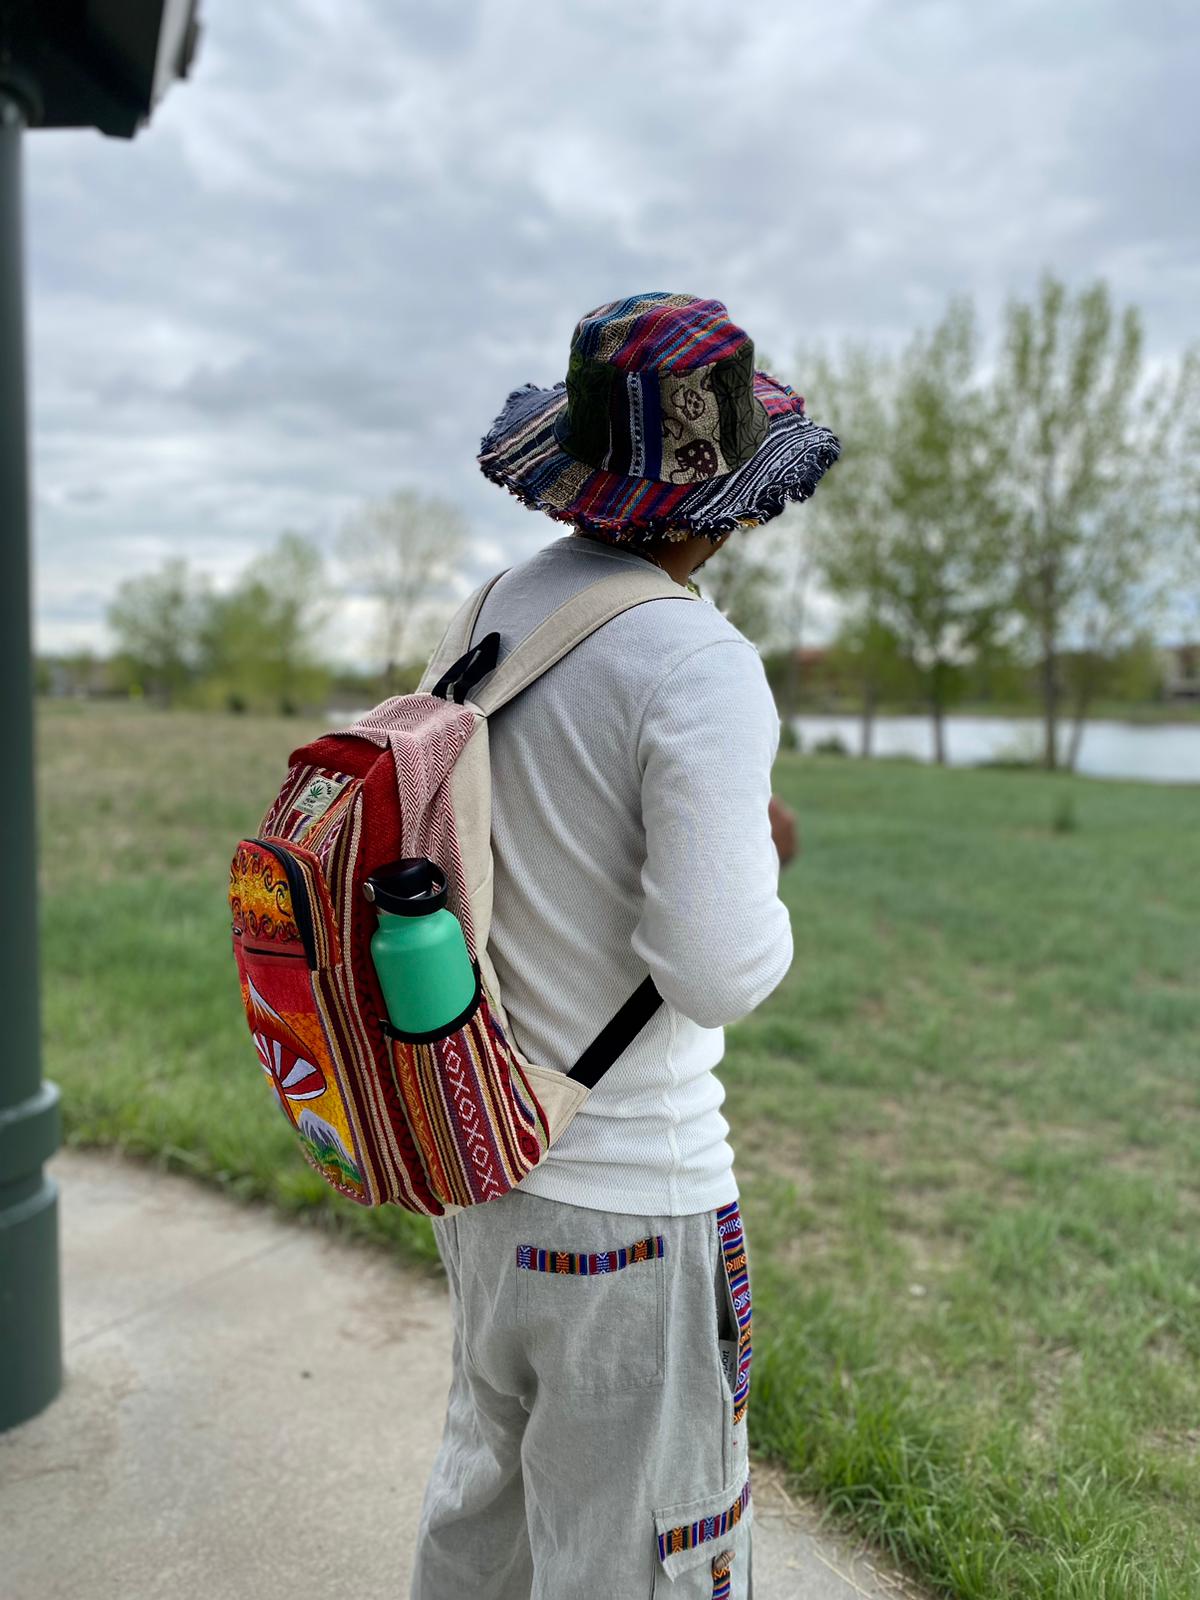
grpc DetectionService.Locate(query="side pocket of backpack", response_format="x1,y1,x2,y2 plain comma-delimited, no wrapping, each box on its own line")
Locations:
381,967,554,1209
228,836,373,1206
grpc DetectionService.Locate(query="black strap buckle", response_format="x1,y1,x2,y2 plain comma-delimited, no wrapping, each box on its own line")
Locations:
430,631,502,705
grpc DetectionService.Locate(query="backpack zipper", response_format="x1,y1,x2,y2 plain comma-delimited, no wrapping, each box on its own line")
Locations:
249,837,318,969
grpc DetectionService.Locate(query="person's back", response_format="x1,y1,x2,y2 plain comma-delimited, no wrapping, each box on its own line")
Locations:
469,530,792,1216
410,292,839,1600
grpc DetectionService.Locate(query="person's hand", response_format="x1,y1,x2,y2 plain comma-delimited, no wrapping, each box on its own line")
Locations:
768,793,798,868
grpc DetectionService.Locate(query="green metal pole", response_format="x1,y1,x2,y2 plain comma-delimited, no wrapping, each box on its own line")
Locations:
0,81,63,1434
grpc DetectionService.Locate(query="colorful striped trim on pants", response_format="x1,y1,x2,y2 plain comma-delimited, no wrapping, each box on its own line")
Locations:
515,1234,666,1274
716,1199,753,1426
657,1473,751,1562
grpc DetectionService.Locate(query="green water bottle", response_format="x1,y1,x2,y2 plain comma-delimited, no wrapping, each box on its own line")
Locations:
364,858,478,1036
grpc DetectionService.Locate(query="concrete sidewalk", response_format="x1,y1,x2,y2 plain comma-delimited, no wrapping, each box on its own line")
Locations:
1,1149,930,1600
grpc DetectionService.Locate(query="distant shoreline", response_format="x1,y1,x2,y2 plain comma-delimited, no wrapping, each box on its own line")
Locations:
782,704,1200,729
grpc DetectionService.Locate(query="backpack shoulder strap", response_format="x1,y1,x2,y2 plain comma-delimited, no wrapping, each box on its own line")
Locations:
473,567,699,717
415,563,704,1090
416,571,509,697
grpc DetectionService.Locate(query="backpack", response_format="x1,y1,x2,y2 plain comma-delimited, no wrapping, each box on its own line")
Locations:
226,561,701,1215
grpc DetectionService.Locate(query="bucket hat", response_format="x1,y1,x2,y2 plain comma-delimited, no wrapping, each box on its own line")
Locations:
477,291,840,547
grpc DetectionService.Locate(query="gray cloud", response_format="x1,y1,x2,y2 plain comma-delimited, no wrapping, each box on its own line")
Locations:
92,355,423,436
23,0,1200,661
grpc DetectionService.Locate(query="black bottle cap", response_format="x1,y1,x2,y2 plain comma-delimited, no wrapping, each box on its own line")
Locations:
363,857,448,916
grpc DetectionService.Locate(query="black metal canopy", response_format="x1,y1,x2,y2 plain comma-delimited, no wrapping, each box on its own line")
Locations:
0,0,201,135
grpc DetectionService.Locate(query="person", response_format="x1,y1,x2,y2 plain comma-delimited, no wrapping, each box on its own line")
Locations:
409,293,839,1600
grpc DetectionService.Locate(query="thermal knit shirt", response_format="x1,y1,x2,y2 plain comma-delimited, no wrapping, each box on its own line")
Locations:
467,531,793,1217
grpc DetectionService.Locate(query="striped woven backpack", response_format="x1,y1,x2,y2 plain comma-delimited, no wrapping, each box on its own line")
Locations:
226,562,700,1214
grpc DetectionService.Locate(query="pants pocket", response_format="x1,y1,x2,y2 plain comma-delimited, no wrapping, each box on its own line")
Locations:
515,1224,666,1394
652,1467,753,1597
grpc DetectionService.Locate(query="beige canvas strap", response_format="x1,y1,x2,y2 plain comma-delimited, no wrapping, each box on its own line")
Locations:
472,568,700,716
418,565,701,716
417,570,510,696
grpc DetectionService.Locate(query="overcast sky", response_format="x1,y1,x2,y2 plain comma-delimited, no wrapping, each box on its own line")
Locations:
24,0,1200,664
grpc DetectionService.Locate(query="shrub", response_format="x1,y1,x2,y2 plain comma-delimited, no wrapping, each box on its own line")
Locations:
1052,790,1079,833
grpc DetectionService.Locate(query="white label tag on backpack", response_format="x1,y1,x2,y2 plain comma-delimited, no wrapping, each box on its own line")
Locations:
295,775,348,820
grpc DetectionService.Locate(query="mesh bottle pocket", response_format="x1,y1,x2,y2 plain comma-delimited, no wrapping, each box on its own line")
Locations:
381,965,551,1210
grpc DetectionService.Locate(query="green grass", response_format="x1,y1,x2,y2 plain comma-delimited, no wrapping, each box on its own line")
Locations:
37,701,1200,1598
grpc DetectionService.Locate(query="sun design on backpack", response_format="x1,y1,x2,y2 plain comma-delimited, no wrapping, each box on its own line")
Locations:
246,972,328,1115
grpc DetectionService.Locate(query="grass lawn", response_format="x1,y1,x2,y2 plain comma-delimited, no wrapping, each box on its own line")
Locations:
37,700,1200,1599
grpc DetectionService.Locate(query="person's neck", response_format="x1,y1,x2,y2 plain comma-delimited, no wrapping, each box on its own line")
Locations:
569,529,699,588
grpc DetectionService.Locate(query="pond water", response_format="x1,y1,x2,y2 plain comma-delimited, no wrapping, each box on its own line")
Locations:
788,714,1200,785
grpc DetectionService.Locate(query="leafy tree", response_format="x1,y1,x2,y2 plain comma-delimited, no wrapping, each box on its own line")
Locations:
991,272,1194,769
960,632,1035,708
197,531,333,714
1061,348,1199,764
336,488,468,694
798,306,1007,763
1105,634,1165,705
796,341,896,756
826,614,920,729
743,344,817,685
106,555,210,708
1170,346,1200,647
700,525,775,643
753,506,823,718
881,299,1008,763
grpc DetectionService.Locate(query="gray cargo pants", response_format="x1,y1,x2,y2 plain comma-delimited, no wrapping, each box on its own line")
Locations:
409,1183,755,1599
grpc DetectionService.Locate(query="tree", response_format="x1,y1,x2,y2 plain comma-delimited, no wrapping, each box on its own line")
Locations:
753,506,822,720
243,531,335,714
1105,634,1165,705
797,341,896,757
1062,341,1199,767
745,345,819,688
106,555,210,708
197,531,333,714
990,273,1192,770
801,303,1013,765
1169,346,1200,648
880,299,1008,764
961,631,1035,708
699,525,775,643
335,488,468,695
1059,500,1165,770
826,615,919,719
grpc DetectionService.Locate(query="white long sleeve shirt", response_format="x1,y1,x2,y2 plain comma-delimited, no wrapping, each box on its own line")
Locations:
467,531,793,1215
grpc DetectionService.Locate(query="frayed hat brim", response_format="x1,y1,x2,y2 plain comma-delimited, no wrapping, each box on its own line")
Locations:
477,371,840,544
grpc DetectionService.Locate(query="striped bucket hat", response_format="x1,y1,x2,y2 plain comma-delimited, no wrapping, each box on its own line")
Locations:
477,292,840,546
